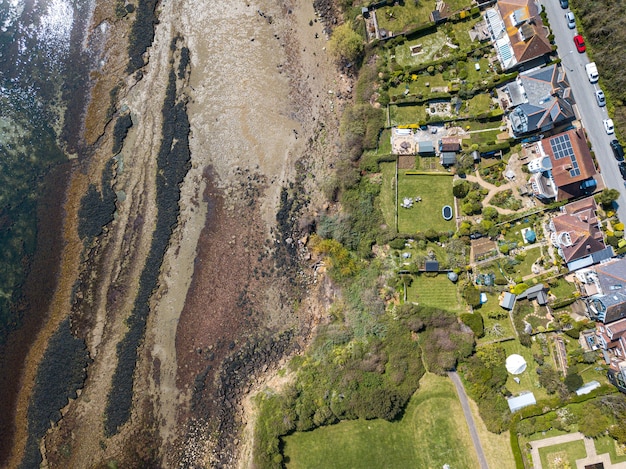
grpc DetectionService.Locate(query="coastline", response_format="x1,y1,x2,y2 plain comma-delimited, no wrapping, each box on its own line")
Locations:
4,0,347,467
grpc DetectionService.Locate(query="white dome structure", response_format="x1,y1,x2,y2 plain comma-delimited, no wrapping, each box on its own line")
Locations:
506,354,527,375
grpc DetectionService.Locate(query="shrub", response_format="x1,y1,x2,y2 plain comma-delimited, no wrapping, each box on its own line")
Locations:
462,283,481,307
461,312,484,338
453,180,470,198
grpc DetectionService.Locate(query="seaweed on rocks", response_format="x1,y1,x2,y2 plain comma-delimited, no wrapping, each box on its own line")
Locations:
19,318,90,468
77,159,117,241
104,66,191,436
126,0,159,73
111,113,133,155
178,47,190,80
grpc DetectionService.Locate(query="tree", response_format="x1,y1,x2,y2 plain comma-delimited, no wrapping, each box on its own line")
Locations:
462,283,481,307
461,313,484,338
453,180,470,198
564,372,583,392
596,188,620,208
328,23,364,65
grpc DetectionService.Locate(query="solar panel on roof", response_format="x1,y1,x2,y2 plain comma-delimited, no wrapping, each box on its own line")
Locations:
550,134,582,178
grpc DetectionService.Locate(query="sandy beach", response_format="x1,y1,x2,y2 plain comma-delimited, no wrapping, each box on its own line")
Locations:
5,0,346,466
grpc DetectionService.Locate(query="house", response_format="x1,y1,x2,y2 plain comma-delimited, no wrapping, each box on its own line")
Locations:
500,292,516,310
579,258,626,324
484,0,551,71
516,283,548,305
525,129,598,201
507,391,536,412
506,64,576,137
439,138,461,166
548,197,613,271
595,319,626,392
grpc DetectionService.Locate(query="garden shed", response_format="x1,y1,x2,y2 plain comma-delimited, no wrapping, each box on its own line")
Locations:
440,152,457,166
418,140,435,155
425,260,439,272
500,292,516,310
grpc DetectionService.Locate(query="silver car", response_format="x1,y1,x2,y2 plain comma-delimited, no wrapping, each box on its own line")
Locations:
566,12,576,29
596,90,606,107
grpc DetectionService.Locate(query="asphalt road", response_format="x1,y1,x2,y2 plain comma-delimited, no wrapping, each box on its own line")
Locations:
448,371,489,469
539,0,626,223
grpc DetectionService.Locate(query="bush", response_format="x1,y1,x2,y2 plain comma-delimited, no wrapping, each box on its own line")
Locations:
461,312,484,338
453,180,470,198
462,283,481,307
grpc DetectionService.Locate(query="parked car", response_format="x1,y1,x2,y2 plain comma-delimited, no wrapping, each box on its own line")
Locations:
566,11,576,29
573,35,586,53
604,119,615,135
612,140,625,160
560,0,569,8
618,162,626,179
596,90,606,107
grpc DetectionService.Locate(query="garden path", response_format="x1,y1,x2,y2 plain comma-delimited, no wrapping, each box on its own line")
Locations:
464,170,526,215
448,371,489,469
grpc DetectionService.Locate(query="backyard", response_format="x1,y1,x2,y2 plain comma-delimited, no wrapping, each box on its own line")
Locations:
282,373,480,469
539,440,587,469
475,292,516,345
501,339,549,402
397,172,455,233
406,273,464,313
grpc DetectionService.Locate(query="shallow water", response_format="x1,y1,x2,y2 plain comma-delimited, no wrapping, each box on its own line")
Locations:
0,0,94,341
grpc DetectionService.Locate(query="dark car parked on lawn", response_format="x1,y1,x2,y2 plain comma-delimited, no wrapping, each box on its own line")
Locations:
612,140,625,161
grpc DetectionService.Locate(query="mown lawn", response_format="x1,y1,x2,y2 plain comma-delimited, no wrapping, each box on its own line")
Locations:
406,273,463,313
476,293,516,345
389,103,428,126
512,247,542,278
376,2,433,34
395,31,452,67
539,440,587,469
283,373,480,469
397,172,455,233
501,340,549,401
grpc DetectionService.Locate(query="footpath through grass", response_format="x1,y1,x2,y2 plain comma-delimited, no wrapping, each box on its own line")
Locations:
283,373,479,469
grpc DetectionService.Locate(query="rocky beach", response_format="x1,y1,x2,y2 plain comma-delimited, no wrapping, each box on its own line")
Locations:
1,0,348,467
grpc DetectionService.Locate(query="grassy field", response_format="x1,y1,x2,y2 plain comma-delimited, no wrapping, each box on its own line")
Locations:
406,273,464,313
512,247,542,278
282,373,480,469
548,278,577,300
397,172,455,233
539,439,587,469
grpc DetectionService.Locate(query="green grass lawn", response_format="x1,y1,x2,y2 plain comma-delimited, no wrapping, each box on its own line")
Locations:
539,439,587,469
380,162,397,232
595,436,626,463
548,278,577,300
389,103,428,126
397,172,455,233
501,340,549,401
512,247,541,278
376,2,434,34
503,221,532,244
462,129,502,147
282,373,480,469
465,94,493,116
406,273,464,313
476,293,516,345
395,31,452,67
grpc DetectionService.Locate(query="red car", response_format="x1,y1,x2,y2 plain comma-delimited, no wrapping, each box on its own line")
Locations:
574,35,586,53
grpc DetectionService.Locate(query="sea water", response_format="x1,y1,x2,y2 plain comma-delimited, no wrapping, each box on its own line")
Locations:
0,0,95,342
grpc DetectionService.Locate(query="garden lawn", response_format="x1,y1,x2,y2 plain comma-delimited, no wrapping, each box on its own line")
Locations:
548,278,577,300
395,31,451,67
501,340,549,401
595,436,626,464
282,373,480,469
476,293,516,345
376,2,433,34
465,94,493,116
539,440,587,469
389,103,428,126
380,162,397,231
397,172,455,233
512,247,541,278
406,273,463,313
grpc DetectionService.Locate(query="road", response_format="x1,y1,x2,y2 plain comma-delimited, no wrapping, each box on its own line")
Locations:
448,371,489,469
539,0,626,223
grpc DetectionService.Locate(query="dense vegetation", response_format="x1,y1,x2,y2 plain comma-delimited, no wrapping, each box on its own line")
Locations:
573,0,626,137
105,64,191,436
20,318,90,468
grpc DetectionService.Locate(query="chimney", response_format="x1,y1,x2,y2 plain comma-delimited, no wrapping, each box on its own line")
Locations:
586,245,591,251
